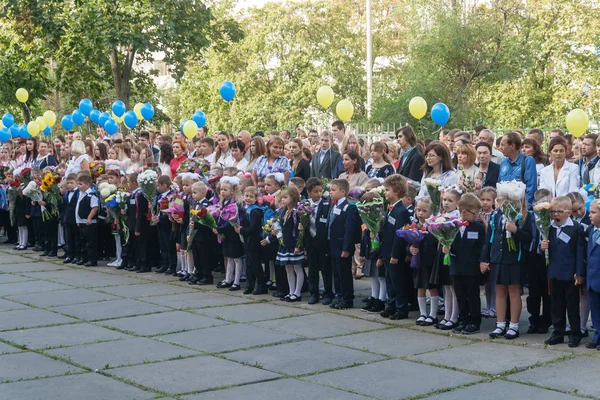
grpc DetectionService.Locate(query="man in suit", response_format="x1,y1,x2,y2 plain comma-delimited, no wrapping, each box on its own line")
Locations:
396,126,425,182
311,131,341,179
586,200,600,349
475,142,500,188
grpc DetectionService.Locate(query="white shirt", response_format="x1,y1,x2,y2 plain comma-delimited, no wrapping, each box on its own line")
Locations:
75,188,99,225
551,217,574,238
491,147,505,165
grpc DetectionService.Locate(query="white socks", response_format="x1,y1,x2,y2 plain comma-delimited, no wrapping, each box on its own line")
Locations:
418,296,427,316
430,296,439,317
509,322,519,331
580,289,590,331
444,285,456,322
286,264,304,297
378,278,387,301
226,258,242,285
371,276,380,298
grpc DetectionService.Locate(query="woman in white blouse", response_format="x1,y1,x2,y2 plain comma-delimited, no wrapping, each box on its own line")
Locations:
539,136,580,197
64,140,90,177
416,142,458,199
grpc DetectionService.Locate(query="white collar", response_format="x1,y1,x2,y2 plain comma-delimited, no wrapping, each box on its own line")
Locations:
335,197,346,206
311,198,321,207
551,217,574,229
390,200,402,209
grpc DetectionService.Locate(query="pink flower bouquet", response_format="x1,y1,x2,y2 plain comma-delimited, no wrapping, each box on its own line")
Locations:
396,222,428,269
221,203,240,228
294,200,314,250
425,214,467,265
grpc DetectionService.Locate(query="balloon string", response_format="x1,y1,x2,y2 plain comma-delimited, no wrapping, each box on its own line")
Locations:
431,126,442,137
23,103,32,121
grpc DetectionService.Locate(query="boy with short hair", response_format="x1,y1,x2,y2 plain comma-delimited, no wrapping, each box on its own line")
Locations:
153,175,177,275
585,199,600,350
62,174,80,264
238,186,267,294
402,185,417,219
75,174,99,267
541,196,586,347
188,181,218,285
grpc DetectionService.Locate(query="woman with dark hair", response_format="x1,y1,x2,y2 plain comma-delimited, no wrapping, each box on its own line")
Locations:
289,138,310,181
396,125,425,182
32,140,57,169
159,143,174,179
365,141,395,179
539,136,580,197
95,142,109,161
247,137,266,172
25,138,38,164
251,136,291,185
416,142,458,199
521,138,547,185
214,131,234,168
339,150,369,189
229,139,248,171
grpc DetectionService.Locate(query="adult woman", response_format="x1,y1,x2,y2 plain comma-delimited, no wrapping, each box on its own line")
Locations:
170,140,188,177
475,142,499,188
127,145,143,174
386,142,400,170
365,141,395,179
159,143,174,179
333,133,365,178
539,136,580,197
521,138,546,186
94,142,108,161
214,132,234,168
455,144,482,193
251,136,290,185
289,138,310,181
32,140,57,169
416,143,458,199
106,145,130,173
247,137,266,172
84,140,95,160
24,138,38,164
64,140,90,176
339,150,369,189
229,139,248,172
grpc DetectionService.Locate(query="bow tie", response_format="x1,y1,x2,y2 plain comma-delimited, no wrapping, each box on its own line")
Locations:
331,200,338,207
387,205,393,211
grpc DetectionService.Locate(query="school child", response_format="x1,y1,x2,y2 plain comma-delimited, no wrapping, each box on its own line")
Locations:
188,181,218,285
447,193,486,334
482,194,532,340
261,173,286,296
585,199,600,350
479,187,497,318
133,172,151,273
526,188,553,334
61,174,79,263
273,187,304,302
14,181,30,251
328,178,361,309
152,175,177,275
177,174,199,280
431,188,461,330
289,177,306,199
39,168,59,258
215,176,245,291
238,186,267,294
75,174,99,267
409,197,440,325
29,169,44,251
124,173,140,271
95,175,114,262
3,170,17,245
106,170,124,267
402,184,417,219
541,196,586,347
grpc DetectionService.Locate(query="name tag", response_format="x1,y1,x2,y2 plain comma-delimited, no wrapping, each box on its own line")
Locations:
333,208,341,215
388,216,396,225
467,232,479,240
319,217,328,224
558,232,571,244
129,199,136,205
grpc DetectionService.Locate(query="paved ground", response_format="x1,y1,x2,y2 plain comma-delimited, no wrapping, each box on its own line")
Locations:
0,246,599,400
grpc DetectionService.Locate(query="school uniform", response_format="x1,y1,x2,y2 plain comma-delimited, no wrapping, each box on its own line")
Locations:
75,188,99,266
547,218,585,340
275,211,304,266
525,221,552,332
378,200,411,317
305,198,332,302
62,189,80,262
123,188,139,270
155,190,177,274
413,232,438,289
29,201,44,251
450,220,486,329
134,189,151,272
216,200,245,288
328,197,361,308
241,203,266,293
96,192,114,260
190,198,218,284
585,225,600,346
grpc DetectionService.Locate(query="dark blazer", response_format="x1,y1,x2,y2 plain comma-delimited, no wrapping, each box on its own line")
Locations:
586,226,600,291
378,201,410,261
126,189,139,232
216,201,244,258
311,148,341,179
397,149,424,182
450,220,486,276
155,190,173,231
135,191,149,234
293,159,311,182
547,221,585,280
328,199,360,258
480,210,533,265
192,198,216,243
478,161,500,188
305,198,331,251
240,204,263,252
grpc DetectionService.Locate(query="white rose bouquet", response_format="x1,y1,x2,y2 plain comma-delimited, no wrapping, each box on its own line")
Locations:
424,178,442,215
137,170,158,223
496,180,526,251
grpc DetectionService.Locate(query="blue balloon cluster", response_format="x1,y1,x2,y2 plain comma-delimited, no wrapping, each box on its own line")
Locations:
220,81,236,102
72,110,85,126
104,118,118,135
112,100,126,117
79,99,93,116
61,115,74,131
0,128,10,143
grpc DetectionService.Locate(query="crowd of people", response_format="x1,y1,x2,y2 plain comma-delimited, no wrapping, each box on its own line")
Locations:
1,120,600,350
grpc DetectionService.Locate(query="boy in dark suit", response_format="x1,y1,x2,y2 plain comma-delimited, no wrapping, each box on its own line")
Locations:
134,175,151,273
327,179,360,309
377,175,411,320
123,173,140,271
188,181,218,285
541,196,586,347
62,174,80,264
585,199,600,350
74,174,99,267
152,175,177,275
447,193,486,334
304,177,332,305
310,131,341,180
238,186,267,294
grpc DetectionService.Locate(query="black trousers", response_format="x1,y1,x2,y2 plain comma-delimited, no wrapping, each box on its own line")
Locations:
158,227,177,270
385,260,411,312
453,274,481,326
136,228,149,270
274,264,289,295
32,216,44,247
65,222,81,259
527,253,552,328
97,222,114,259
550,278,581,337
332,256,354,305
244,248,265,290
192,240,215,280
78,224,98,263
123,233,135,268
308,245,332,298
43,218,58,254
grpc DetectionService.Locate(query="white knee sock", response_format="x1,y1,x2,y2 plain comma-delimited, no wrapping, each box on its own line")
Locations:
186,252,195,274
430,296,439,317
233,258,242,285
418,296,427,316
115,236,122,260
444,285,453,321
286,265,296,295
179,251,187,273
225,258,235,283
378,277,387,301
293,264,304,297
371,277,381,298
450,289,459,323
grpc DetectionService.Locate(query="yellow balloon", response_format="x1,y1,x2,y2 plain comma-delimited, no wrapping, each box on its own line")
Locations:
27,121,40,136
316,86,334,109
183,120,198,139
35,117,47,131
16,88,29,103
0,121,4,129
336,99,354,122
133,103,143,120
409,97,427,120
43,111,57,127
112,112,124,124
566,108,588,138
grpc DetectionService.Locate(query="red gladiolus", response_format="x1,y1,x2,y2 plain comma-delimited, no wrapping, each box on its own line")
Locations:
199,208,207,219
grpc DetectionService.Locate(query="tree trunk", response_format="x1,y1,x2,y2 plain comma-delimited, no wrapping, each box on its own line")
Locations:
109,46,136,108
21,103,30,124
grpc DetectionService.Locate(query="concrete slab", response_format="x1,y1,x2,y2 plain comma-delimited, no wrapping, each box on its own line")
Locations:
0,352,82,382
8,288,120,307
196,303,311,323
98,311,228,336
0,309,78,331
50,299,170,321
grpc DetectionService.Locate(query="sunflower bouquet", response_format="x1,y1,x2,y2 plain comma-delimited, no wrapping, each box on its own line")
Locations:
89,161,105,179
40,171,61,220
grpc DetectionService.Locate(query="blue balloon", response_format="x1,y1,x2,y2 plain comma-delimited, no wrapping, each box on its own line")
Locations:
98,111,111,127
2,113,14,128
104,118,118,135
180,119,188,132
61,115,74,131
0,128,10,143
219,81,236,102
43,126,51,136
10,123,20,138
192,111,207,128
79,99,93,116
19,125,30,139
123,110,138,129
112,100,126,117
431,103,450,126
72,109,85,126
89,109,101,124
140,103,155,120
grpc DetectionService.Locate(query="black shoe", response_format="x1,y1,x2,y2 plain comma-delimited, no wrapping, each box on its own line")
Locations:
367,299,386,314
128,266,139,271
505,327,520,340
390,310,408,320
308,295,320,305
77,260,86,266
286,294,302,303
187,276,199,285
198,278,213,285
40,251,49,257
136,268,151,273
84,262,98,267
527,325,538,334
439,321,455,330
544,335,564,345
272,291,285,298
329,297,341,309
585,341,599,349
322,296,333,306
71,258,81,264
452,322,467,333
179,274,190,281
489,326,506,339
335,301,352,309
252,287,268,295
462,324,480,335
154,267,168,274
568,335,582,348
33,246,44,252
536,326,549,334
58,254,67,259
581,329,589,338
63,258,73,264
229,284,241,291
361,297,375,311
164,269,177,276
217,281,233,289
47,252,57,258
422,316,438,326
116,265,125,270
380,306,396,318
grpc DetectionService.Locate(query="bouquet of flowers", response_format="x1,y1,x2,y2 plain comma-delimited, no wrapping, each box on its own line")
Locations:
163,193,185,219
89,161,105,179
425,214,467,265
263,217,283,245
321,178,331,198
496,180,526,251
23,181,52,220
424,178,442,215
105,190,131,244
458,169,483,194
98,182,118,200
221,203,240,228
188,207,221,250
396,222,428,269
137,169,158,214
533,201,551,265
258,195,276,208
40,171,62,220
7,178,21,224
294,200,314,250
177,158,211,176
356,197,385,251
13,166,32,185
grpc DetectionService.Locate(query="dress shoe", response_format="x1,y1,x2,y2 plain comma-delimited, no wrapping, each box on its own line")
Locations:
505,328,520,340
84,262,98,267
71,258,81,264
334,301,352,309
155,267,168,274
390,310,408,320
380,306,396,318
308,295,320,305
115,265,125,270
544,335,564,345
243,288,253,295
63,258,73,264
252,287,268,295
40,251,49,257
452,322,467,333
229,284,241,291
33,246,44,252
136,268,151,273
462,324,481,335
568,335,582,348
164,269,176,276
367,299,386,313
127,265,139,271
179,273,190,281
321,296,333,306
77,260,86,266
581,329,589,338
217,281,233,289
361,297,374,311
585,341,599,349
272,291,285,298
46,253,57,258
198,278,213,285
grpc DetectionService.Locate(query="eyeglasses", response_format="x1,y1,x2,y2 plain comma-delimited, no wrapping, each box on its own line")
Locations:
463,209,481,217
425,154,439,159
549,210,570,214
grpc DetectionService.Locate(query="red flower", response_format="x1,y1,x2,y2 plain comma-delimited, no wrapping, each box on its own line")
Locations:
199,208,207,219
